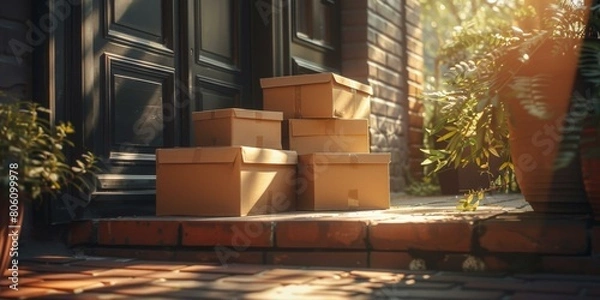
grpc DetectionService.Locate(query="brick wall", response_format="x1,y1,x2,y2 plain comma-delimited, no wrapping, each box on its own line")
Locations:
341,0,424,192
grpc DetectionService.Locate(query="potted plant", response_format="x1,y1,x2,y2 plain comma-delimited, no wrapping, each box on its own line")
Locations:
0,100,98,276
423,0,599,213
577,35,600,219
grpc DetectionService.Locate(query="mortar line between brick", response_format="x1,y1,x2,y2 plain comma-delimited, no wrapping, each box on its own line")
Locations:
91,220,99,245
365,220,373,250
270,221,277,248
471,212,508,255
585,218,594,256
177,221,183,246
365,221,372,268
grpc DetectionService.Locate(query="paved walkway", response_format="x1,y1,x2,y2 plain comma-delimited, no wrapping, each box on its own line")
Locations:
2,255,600,299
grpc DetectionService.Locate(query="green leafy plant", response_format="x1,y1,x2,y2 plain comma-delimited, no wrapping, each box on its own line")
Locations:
404,177,441,196
456,189,485,211
0,101,99,202
422,0,598,210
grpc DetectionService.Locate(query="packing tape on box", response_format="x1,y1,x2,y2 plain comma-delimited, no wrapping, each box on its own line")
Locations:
294,86,302,118
256,135,264,147
348,189,359,207
350,154,359,167
255,111,263,120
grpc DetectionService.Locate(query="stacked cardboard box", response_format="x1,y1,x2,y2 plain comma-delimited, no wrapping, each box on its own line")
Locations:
156,108,297,217
261,73,391,211
156,73,390,217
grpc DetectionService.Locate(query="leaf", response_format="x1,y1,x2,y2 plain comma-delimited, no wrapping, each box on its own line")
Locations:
437,130,457,142
477,190,485,200
488,147,500,157
421,158,435,166
466,193,474,203
8,145,21,153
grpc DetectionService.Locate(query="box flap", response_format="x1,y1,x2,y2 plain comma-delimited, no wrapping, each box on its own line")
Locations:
289,119,368,137
156,147,240,164
300,153,390,165
330,73,373,95
240,146,298,165
192,108,282,121
260,73,373,95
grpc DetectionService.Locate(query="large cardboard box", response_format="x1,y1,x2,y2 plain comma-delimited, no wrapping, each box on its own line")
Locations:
288,119,370,154
192,108,283,149
156,146,297,217
260,73,372,120
297,153,391,211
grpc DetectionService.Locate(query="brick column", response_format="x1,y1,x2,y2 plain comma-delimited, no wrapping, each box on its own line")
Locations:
341,0,423,192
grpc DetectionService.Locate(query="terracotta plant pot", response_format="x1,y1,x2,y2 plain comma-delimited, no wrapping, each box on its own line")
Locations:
580,126,600,219
507,43,590,213
0,193,24,277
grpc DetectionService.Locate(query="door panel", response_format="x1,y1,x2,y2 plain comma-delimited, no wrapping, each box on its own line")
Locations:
184,0,252,144
289,0,341,74
106,0,173,54
199,0,234,63
106,55,174,151
113,0,162,38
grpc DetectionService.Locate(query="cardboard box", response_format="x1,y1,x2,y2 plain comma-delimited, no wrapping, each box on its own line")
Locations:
192,108,283,149
260,73,372,120
297,153,390,211
156,146,297,216
288,119,370,154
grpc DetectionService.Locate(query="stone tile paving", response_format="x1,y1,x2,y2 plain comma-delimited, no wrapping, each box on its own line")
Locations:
2,255,600,299
9,194,599,298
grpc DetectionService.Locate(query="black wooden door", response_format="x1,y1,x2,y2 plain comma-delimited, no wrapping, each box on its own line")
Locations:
52,0,256,220
51,0,339,221
181,0,253,145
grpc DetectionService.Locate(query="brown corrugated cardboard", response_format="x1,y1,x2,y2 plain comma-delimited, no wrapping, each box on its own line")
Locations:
156,146,297,217
260,73,372,120
288,119,370,154
192,108,283,149
297,153,391,211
